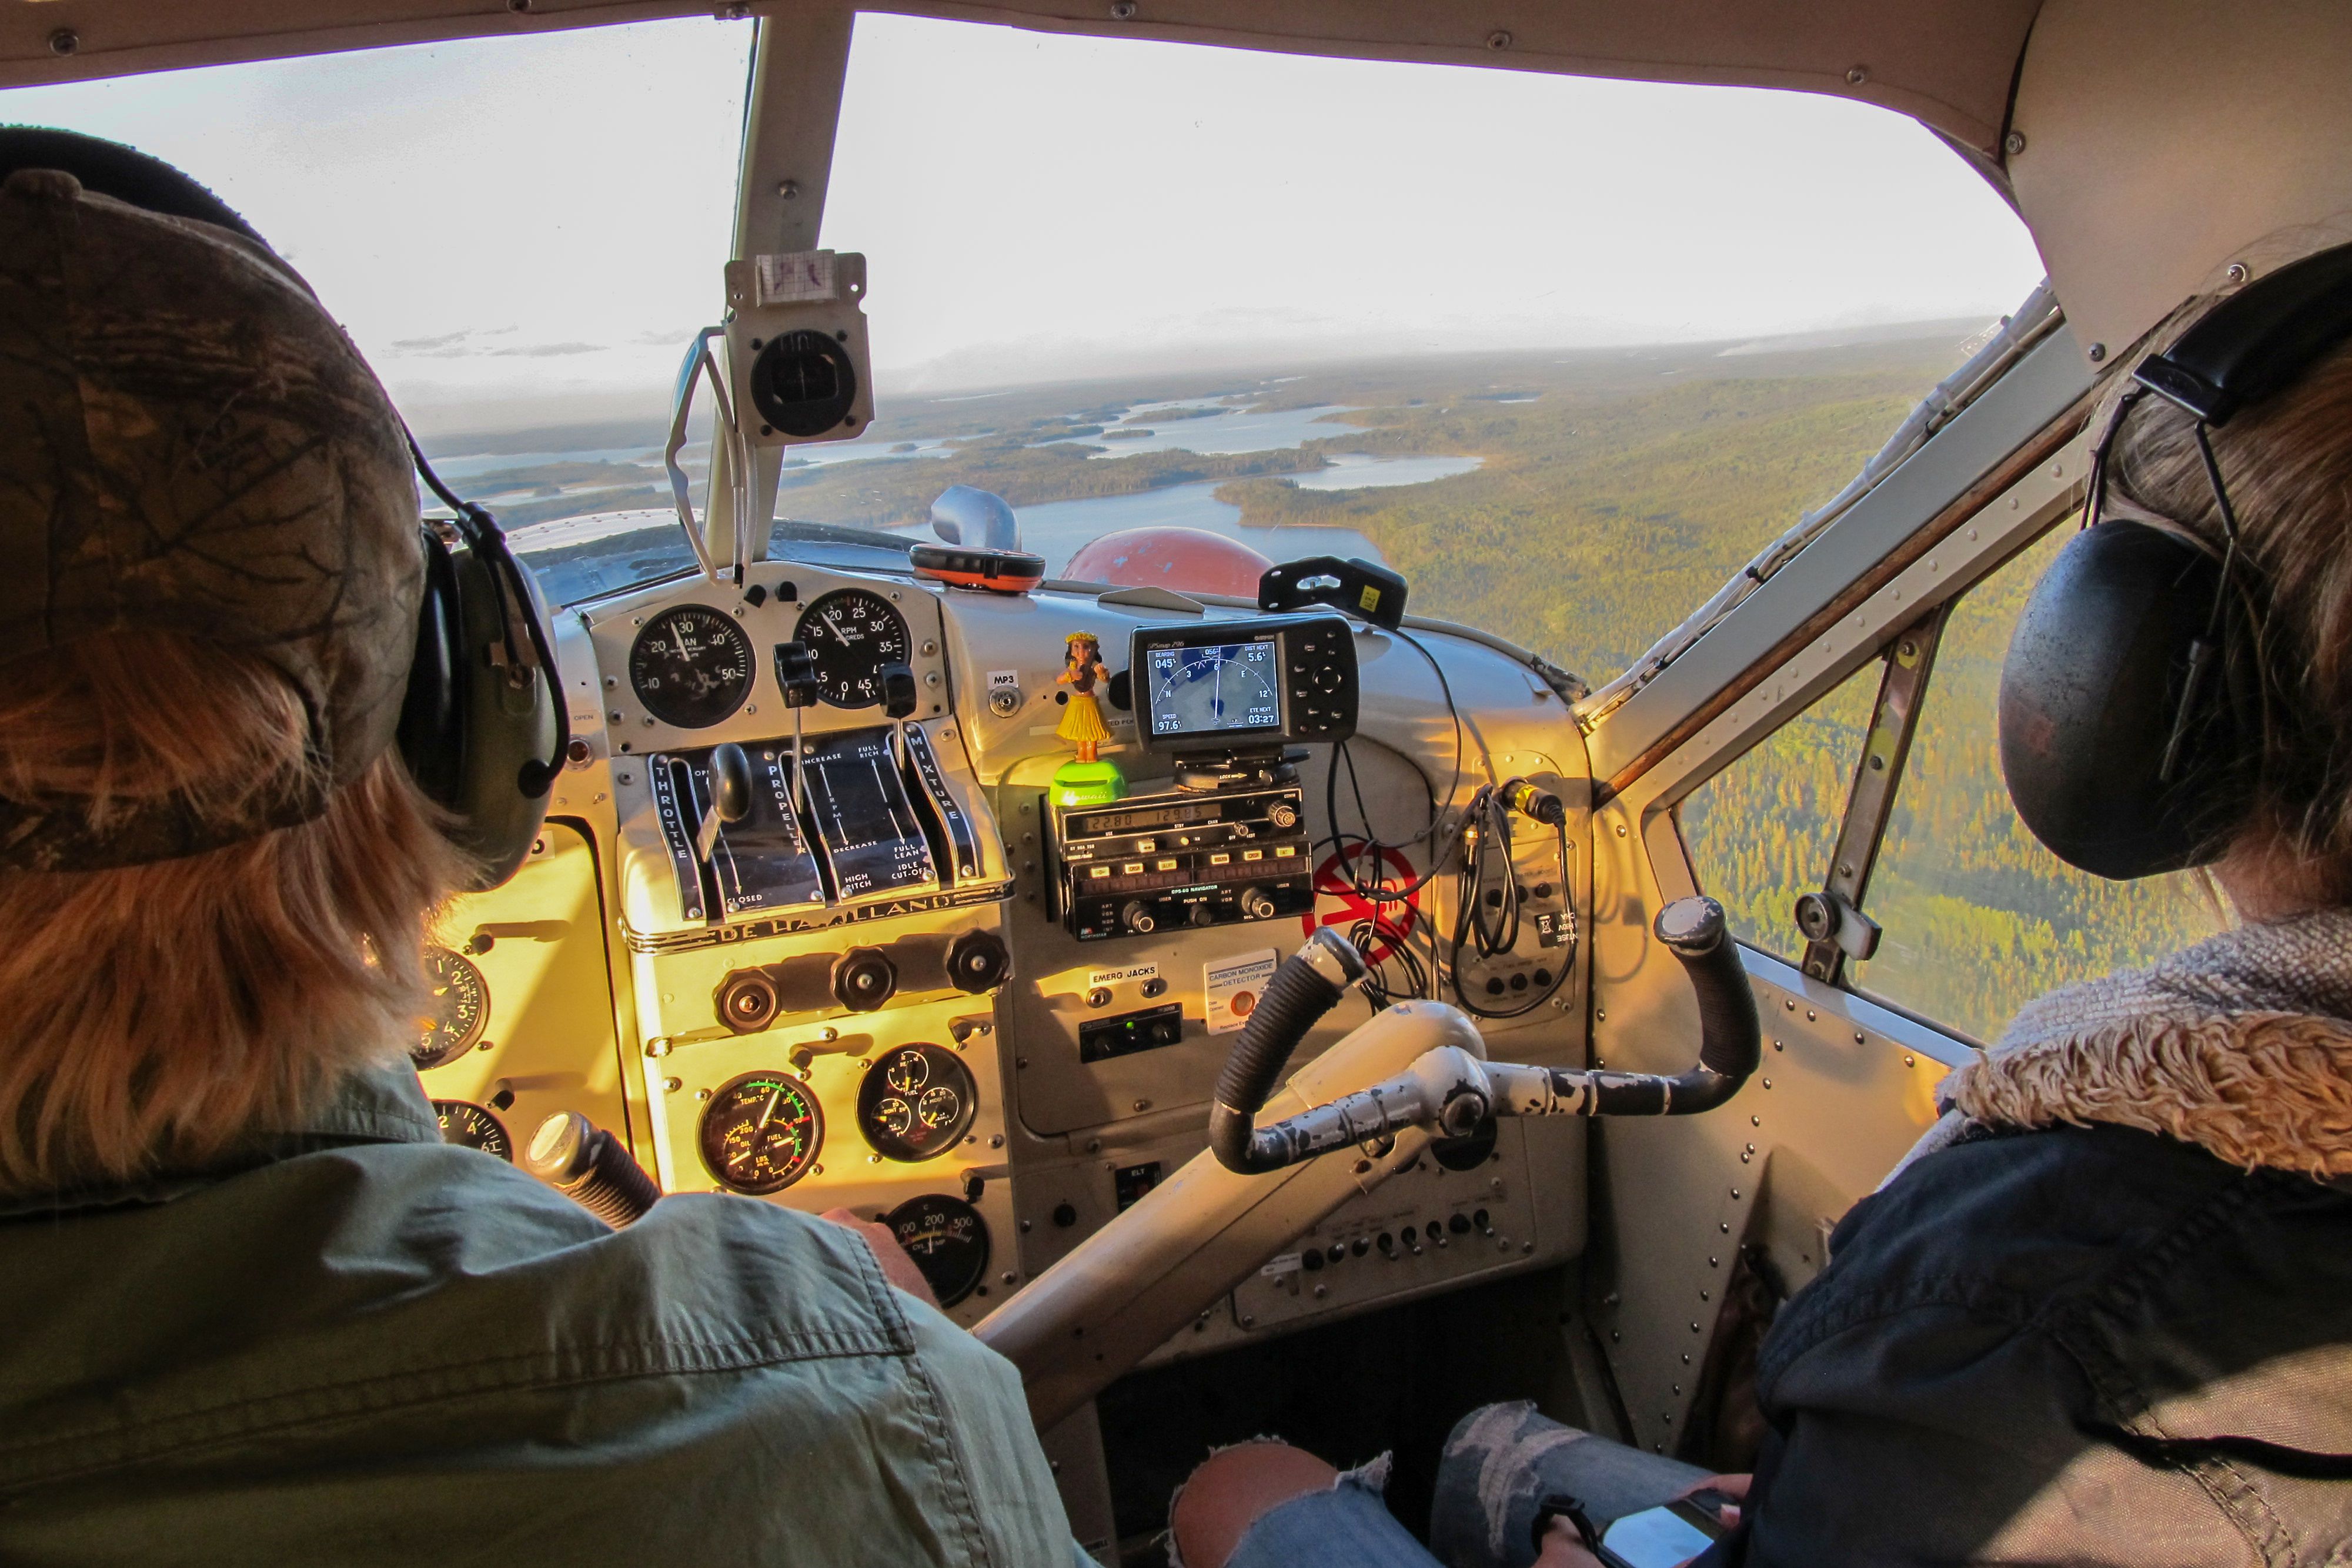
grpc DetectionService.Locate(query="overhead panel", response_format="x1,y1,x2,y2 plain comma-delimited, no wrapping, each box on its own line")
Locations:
0,0,2037,156
2007,0,2352,367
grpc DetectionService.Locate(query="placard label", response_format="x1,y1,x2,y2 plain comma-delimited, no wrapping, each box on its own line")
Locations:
1206,948,1278,1035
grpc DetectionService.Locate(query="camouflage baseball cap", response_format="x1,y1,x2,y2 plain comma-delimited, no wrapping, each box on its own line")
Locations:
0,165,422,870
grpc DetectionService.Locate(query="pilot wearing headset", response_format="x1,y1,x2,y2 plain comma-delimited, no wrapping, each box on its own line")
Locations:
0,141,1086,1565
1174,249,2352,1568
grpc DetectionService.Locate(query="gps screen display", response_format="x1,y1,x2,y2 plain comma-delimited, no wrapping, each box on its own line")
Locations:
1145,637,1283,738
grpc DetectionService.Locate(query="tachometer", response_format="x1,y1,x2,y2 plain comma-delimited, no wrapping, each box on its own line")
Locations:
699,1071,824,1194
857,1044,975,1162
796,589,910,709
434,1099,513,1161
884,1193,991,1308
412,945,488,1071
629,604,756,728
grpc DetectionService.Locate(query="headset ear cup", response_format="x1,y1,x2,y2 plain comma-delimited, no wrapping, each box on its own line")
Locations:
440,544,558,891
396,529,466,810
1998,520,2250,878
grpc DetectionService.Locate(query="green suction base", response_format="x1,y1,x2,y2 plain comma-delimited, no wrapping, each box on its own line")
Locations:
1051,758,1127,808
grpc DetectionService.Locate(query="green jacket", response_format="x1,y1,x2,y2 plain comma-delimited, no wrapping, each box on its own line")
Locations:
0,1066,1089,1567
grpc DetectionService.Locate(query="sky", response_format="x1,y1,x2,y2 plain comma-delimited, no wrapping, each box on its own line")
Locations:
0,12,2046,437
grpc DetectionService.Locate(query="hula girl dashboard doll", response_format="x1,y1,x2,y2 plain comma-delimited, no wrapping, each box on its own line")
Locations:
1053,631,1125,805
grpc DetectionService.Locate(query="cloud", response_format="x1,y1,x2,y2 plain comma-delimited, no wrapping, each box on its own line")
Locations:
488,341,607,358
392,329,469,351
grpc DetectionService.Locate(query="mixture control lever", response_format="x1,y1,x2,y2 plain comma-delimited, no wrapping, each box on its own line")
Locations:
1207,897,1760,1175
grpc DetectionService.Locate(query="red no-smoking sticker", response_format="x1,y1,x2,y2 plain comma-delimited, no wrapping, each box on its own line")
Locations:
1301,841,1422,964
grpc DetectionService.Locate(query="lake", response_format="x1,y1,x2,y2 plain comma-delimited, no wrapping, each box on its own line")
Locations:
1083,402,1359,458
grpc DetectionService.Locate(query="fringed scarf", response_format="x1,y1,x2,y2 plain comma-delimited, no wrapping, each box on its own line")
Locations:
1890,908,2352,1183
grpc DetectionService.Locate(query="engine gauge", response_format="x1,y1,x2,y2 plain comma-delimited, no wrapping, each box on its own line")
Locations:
795,589,911,709
629,604,756,729
857,1044,975,1162
699,1071,824,1195
433,1099,513,1162
412,945,489,1071
883,1193,991,1308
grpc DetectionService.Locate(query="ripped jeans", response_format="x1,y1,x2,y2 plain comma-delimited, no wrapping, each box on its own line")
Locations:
1214,1402,1710,1568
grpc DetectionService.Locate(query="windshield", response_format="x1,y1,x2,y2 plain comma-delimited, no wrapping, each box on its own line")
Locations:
791,15,2038,684
0,15,2040,684
0,16,753,601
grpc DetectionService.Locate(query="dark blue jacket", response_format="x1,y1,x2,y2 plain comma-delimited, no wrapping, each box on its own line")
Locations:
1729,1122,2352,1565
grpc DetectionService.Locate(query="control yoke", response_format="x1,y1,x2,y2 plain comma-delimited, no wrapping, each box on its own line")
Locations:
1208,897,1760,1175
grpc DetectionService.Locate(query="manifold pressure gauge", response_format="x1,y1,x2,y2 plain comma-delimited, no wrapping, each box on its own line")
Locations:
412,946,488,1071
700,1071,824,1195
883,1193,990,1308
629,604,756,729
856,1044,976,1162
434,1100,513,1162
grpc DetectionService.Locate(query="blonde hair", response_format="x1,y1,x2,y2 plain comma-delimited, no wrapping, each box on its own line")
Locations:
0,630,470,1196
2103,310,2352,898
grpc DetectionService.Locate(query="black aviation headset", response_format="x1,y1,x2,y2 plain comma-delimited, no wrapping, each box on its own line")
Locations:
0,128,566,889
1998,238,2352,881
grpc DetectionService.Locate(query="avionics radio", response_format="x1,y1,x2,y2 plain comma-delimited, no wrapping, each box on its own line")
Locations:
1053,784,1314,940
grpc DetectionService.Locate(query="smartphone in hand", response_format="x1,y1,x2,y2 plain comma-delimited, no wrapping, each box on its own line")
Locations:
1595,1498,1726,1568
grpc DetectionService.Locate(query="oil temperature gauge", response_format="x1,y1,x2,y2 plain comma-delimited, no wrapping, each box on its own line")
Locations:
857,1044,975,1162
883,1193,990,1308
700,1071,824,1195
412,946,488,1071
433,1100,512,1162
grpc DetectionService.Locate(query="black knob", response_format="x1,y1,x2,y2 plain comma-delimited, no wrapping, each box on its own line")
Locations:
831,946,898,1012
714,968,781,1034
1239,887,1275,920
1188,905,1214,928
1474,1208,1492,1236
881,662,918,720
1051,1202,1078,1228
1302,1249,1324,1271
946,929,1011,994
774,641,820,709
1327,1244,1346,1265
1376,1231,1395,1255
1121,901,1157,934
1351,1237,1370,1258
1448,1213,1471,1235
1267,801,1299,830
526,1112,660,1229
709,743,754,824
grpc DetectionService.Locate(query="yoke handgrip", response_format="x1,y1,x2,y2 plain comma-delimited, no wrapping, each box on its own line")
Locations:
1599,893,1769,1114
1208,928,1368,1174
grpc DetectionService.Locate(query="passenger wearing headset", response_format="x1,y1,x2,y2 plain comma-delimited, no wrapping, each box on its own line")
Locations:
1174,245,2352,1568
0,141,1085,1564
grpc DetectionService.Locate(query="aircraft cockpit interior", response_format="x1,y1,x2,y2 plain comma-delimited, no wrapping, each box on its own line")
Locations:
3,2,2349,1564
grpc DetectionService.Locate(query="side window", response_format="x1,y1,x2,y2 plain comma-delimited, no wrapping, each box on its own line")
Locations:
1676,667,1877,958
1850,528,2216,1039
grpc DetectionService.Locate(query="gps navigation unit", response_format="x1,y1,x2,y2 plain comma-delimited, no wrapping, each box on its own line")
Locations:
1130,614,1358,753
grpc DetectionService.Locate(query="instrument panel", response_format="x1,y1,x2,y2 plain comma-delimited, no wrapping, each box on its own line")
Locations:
439,546,1593,1339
